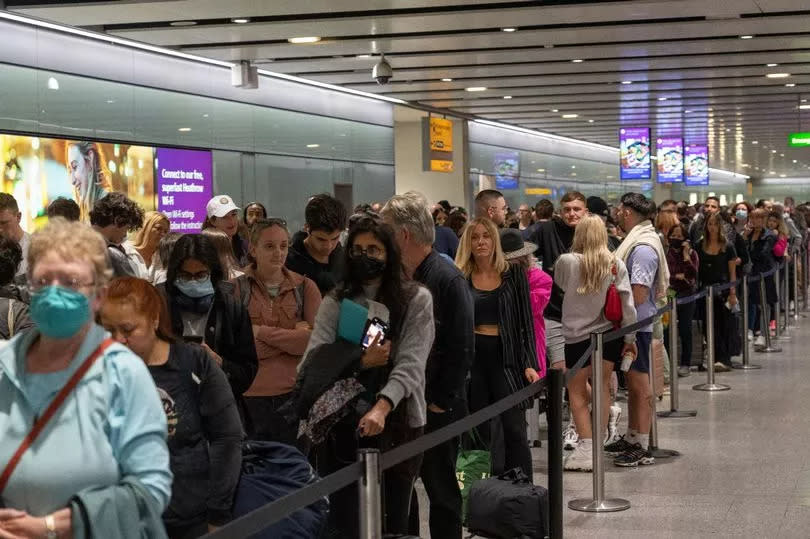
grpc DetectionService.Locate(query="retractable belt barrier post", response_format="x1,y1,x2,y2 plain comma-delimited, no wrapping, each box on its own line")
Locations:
694,285,731,392
647,334,681,458
568,332,630,513
659,295,698,416
734,275,761,370
793,250,804,320
546,368,565,538
804,246,810,312
756,273,782,353
781,262,792,333
358,449,382,539
774,266,788,340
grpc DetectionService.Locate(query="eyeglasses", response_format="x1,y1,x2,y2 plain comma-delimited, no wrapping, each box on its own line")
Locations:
177,270,210,281
30,277,96,293
350,245,384,258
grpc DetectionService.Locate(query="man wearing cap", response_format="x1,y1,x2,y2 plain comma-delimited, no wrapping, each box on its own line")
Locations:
205,195,249,267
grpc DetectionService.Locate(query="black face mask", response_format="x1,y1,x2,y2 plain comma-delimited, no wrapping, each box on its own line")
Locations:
349,254,386,281
669,238,684,250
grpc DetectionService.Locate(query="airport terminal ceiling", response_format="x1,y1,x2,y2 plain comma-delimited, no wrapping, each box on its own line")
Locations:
9,0,810,181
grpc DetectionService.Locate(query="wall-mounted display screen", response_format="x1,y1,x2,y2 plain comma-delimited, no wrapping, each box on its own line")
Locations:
619,127,651,180
656,137,684,183
0,132,212,232
684,144,709,186
494,151,520,190
156,148,213,233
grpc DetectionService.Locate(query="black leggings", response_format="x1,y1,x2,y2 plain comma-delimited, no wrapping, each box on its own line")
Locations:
469,334,532,478
663,301,697,367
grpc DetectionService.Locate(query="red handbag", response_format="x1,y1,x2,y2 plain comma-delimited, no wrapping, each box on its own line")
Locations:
604,264,622,328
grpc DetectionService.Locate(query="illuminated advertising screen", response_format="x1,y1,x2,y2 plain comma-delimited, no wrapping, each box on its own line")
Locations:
0,134,155,230
619,127,651,180
494,151,520,190
156,148,213,233
684,144,709,186
656,137,684,183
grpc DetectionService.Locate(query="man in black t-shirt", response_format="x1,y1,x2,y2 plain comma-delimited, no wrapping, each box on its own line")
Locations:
286,194,347,296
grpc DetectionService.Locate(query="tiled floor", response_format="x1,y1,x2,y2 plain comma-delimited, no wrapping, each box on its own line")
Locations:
416,316,810,537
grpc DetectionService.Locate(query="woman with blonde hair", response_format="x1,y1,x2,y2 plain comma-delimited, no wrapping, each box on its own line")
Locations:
655,209,679,247
202,228,244,280
125,211,171,279
65,141,112,222
456,218,540,478
554,215,637,471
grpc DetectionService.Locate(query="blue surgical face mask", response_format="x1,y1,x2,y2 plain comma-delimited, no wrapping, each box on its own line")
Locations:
736,209,748,220
175,277,215,298
30,286,91,339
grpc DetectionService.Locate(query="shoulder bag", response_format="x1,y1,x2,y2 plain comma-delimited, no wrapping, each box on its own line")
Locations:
604,264,623,329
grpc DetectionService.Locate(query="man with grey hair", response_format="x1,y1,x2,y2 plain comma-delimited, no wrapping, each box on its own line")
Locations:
381,191,474,539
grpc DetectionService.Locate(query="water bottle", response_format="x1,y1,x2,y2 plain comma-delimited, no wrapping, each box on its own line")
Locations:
620,351,635,372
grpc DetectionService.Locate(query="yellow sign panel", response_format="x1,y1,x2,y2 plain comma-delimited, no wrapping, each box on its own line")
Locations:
525,187,551,195
430,159,454,173
429,118,453,152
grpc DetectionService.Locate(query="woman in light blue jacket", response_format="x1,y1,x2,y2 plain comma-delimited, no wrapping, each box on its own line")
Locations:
0,218,171,537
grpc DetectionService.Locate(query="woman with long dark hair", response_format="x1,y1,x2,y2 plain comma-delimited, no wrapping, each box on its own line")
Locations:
161,234,257,422
745,208,778,346
301,216,433,538
455,218,540,478
697,212,738,371
666,223,699,377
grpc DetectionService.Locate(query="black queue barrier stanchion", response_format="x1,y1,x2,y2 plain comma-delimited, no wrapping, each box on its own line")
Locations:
793,249,804,320
734,275,761,370
781,262,792,335
659,295,698,417
804,246,810,312
568,332,630,513
546,368,565,539
774,265,788,341
693,285,731,392
756,271,782,353
646,307,681,458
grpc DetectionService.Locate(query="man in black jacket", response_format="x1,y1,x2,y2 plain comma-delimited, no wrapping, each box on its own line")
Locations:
286,194,347,296
382,192,474,539
89,193,145,278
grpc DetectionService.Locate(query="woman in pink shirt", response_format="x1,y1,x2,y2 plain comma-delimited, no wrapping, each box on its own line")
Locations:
233,218,321,444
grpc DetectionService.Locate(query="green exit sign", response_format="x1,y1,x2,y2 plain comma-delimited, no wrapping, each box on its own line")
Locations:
789,132,810,147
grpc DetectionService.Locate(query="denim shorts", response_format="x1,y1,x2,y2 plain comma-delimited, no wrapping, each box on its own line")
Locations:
632,331,652,374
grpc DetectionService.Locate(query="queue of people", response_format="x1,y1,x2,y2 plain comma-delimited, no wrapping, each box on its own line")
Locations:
0,184,807,539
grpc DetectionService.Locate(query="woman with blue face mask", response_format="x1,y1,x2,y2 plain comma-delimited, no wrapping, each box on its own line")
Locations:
159,234,258,427
0,218,172,537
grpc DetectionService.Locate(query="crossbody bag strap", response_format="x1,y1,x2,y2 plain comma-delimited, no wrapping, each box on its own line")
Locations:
0,337,115,495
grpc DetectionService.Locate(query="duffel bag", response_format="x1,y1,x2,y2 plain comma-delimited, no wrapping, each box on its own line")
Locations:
465,468,549,539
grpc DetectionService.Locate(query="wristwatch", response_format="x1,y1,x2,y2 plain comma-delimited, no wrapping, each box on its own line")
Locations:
44,515,58,539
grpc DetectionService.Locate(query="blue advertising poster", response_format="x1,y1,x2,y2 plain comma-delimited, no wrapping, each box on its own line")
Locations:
684,144,709,186
619,127,651,180
656,137,684,183
494,151,520,189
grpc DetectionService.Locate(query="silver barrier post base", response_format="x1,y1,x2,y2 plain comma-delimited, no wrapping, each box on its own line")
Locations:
733,362,762,370
692,382,731,391
649,446,681,458
568,498,631,513
658,409,698,418
755,344,782,353
659,297,698,418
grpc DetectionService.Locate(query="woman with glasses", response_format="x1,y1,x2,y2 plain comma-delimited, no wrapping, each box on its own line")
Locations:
161,234,258,425
0,218,171,536
302,216,434,538
233,218,321,444
101,277,242,538
455,218,540,479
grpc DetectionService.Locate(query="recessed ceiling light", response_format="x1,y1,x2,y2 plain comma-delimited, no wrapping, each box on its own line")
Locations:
772,149,777,153
621,80,633,85
441,78,453,82
562,114,579,118
550,109,559,112
306,144,320,148
502,27,517,32
47,77,59,90
571,165,576,169
536,168,545,172
794,159,798,163
503,95,513,99
766,73,791,78
786,83,796,87
752,140,758,144
170,21,197,26
288,36,321,44
588,119,595,123
684,110,692,113
106,99,115,104
780,153,785,157
572,59,584,63
356,54,371,58
780,174,787,178
571,172,577,176
658,97,667,101
232,17,250,23
740,35,754,39
767,63,778,67
178,127,191,132
465,86,487,92
769,170,776,174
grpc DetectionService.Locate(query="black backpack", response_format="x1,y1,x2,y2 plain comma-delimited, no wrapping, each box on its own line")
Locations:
466,468,549,539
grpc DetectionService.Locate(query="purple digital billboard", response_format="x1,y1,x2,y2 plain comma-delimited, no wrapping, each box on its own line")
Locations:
619,127,651,180
156,148,213,233
656,137,684,183
684,144,709,186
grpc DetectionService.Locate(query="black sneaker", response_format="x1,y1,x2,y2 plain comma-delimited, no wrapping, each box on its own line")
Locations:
603,435,632,455
613,443,655,467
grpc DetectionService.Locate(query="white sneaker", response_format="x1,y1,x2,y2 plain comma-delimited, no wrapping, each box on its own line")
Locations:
563,423,578,450
754,335,766,347
747,330,754,342
564,439,593,471
607,405,622,444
